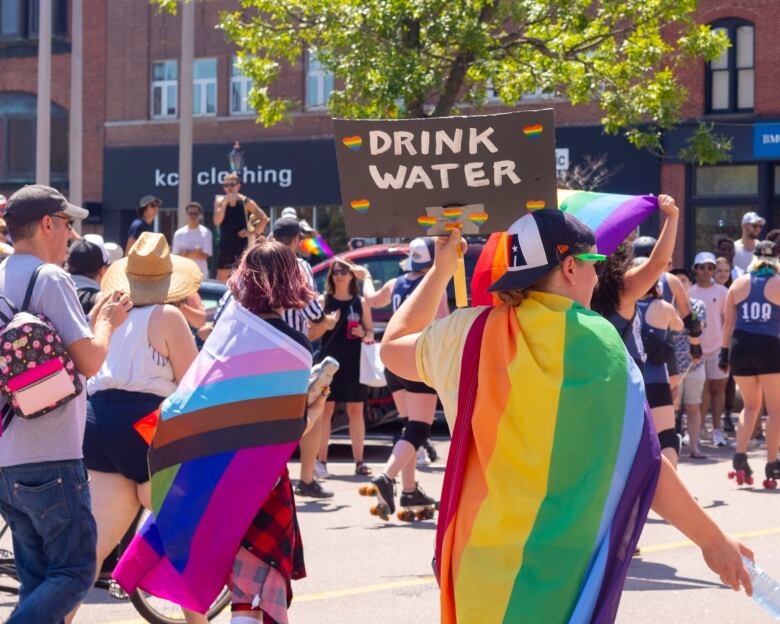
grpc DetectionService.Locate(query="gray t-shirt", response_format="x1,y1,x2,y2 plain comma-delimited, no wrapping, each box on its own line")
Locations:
0,254,94,467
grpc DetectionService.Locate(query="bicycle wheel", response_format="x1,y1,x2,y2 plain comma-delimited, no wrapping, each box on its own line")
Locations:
130,586,231,624
126,510,231,624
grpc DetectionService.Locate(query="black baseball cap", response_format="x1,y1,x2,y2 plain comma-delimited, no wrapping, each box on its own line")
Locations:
754,240,779,258
67,239,108,275
139,195,161,209
488,209,602,292
632,236,657,258
4,184,89,228
272,217,301,238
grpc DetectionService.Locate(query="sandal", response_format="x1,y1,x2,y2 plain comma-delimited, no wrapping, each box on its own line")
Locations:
355,461,372,476
689,451,708,459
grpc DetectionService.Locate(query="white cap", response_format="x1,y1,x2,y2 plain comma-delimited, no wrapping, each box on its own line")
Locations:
400,237,435,272
84,233,122,265
693,251,717,267
280,207,298,219
742,211,765,226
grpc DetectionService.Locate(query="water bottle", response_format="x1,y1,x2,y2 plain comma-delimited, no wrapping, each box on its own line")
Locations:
744,556,780,619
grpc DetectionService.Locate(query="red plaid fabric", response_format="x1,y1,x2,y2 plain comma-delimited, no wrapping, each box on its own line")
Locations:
241,467,306,602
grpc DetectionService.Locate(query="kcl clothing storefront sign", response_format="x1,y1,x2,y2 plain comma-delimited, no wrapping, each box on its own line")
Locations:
103,138,343,211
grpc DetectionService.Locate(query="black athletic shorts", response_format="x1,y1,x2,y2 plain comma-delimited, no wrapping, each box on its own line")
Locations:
384,368,437,395
666,351,679,377
84,389,164,484
729,329,780,376
646,382,673,409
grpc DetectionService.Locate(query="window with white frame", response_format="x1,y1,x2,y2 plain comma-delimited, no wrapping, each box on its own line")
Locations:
305,52,334,110
230,56,253,115
193,58,217,116
151,60,178,119
707,19,754,113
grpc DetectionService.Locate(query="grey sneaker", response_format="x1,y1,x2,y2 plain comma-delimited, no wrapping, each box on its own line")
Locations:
295,479,334,499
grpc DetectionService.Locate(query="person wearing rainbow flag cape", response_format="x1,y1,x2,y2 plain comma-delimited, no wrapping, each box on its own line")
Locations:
381,209,753,623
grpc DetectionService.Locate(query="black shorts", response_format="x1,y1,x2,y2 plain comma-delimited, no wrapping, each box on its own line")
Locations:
217,242,246,270
384,369,437,395
666,353,679,377
646,382,673,409
729,330,780,376
84,389,164,484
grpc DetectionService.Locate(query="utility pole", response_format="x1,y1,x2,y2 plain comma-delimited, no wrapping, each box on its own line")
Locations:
69,0,83,230
36,0,52,186
177,0,195,228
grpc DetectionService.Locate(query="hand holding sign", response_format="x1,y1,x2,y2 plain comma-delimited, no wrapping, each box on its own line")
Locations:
333,110,557,305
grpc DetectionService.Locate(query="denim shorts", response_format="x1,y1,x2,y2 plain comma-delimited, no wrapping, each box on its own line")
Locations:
0,459,97,623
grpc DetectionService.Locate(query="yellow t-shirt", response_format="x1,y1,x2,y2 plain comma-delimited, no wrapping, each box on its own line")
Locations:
414,306,488,430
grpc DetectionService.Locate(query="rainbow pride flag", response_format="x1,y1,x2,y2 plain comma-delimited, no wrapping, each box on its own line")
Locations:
471,190,658,306
113,300,311,613
436,294,661,623
301,235,334,257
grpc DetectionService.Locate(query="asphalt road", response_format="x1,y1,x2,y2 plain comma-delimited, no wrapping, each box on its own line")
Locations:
0,432,777,624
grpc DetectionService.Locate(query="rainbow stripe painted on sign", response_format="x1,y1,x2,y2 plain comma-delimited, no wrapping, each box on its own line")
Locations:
468,212,489,226
417,216,437,229
526,200,546,210
442,207,463,222
342,135,363,151
114,301,311,614
435,297,660,624
522,124,544,137
350,199,370,213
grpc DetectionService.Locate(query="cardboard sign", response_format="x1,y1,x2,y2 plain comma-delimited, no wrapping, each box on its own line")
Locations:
333,110,557,237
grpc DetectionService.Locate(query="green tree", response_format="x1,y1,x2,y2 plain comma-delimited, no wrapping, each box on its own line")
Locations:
156,0,730,163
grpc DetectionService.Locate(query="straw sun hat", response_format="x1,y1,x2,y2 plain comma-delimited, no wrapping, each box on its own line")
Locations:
101,232,202,305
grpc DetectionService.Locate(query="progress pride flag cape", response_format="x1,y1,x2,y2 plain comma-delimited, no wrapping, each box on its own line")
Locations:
114,300,311,613
471,190,659,305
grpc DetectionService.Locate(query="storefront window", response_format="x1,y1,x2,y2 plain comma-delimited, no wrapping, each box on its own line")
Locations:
230,56,253,115
151,60,178,119
193,58,217,117
695,165,758,196
305,51,334,110
691,203,757,254
0,92,67,182
706,19,754,113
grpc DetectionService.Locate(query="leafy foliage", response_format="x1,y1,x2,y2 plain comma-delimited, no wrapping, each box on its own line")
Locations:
155,0,730,161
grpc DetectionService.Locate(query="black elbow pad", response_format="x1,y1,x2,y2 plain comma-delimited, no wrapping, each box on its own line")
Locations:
683,312,702,337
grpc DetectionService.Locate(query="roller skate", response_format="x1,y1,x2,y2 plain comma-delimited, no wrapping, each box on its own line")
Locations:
727,453,754,486
423,439,439,463
397,483,438,522
358,473,395,520
763,460,780,490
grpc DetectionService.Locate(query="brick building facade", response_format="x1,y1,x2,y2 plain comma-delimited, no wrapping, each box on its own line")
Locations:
0,0,776,263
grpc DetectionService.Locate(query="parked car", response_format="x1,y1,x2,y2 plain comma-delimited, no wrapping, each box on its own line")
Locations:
198,278,228,323
311,241,484,432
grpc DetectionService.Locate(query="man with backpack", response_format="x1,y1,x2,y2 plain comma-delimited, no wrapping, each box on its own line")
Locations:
0,185,131,624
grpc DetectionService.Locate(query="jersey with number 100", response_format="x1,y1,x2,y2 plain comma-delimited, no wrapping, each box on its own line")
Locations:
734,273,780,336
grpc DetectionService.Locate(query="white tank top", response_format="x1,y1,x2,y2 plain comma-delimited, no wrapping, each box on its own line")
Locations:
87,305,177,397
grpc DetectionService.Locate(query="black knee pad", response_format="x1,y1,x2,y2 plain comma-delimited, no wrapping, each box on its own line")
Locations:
401,421,431,450
658,428,681,456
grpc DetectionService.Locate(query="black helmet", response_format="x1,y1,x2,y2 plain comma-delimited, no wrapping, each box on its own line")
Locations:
632,236,657,258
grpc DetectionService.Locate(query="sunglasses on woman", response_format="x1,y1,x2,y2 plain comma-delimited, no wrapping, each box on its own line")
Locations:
332,267,351,276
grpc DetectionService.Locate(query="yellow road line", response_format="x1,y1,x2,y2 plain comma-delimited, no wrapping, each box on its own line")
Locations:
296,576,436,602
637,525,780,555
96,525,780,621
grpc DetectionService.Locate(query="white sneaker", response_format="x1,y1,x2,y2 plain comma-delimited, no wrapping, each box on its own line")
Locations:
681,432,690,447
314,460,330,479
712,429,727,447
416,447,431,467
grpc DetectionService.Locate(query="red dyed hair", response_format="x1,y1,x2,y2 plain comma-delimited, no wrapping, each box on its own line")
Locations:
229,241,314,314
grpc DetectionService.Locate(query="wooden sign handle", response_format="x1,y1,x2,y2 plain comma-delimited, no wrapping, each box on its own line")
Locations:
454,245,468,308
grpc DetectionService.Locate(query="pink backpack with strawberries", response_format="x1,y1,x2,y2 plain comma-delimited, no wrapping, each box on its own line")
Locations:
0,265,82,428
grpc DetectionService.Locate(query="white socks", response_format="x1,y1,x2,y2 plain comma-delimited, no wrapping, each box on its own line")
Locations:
231,615,262,624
